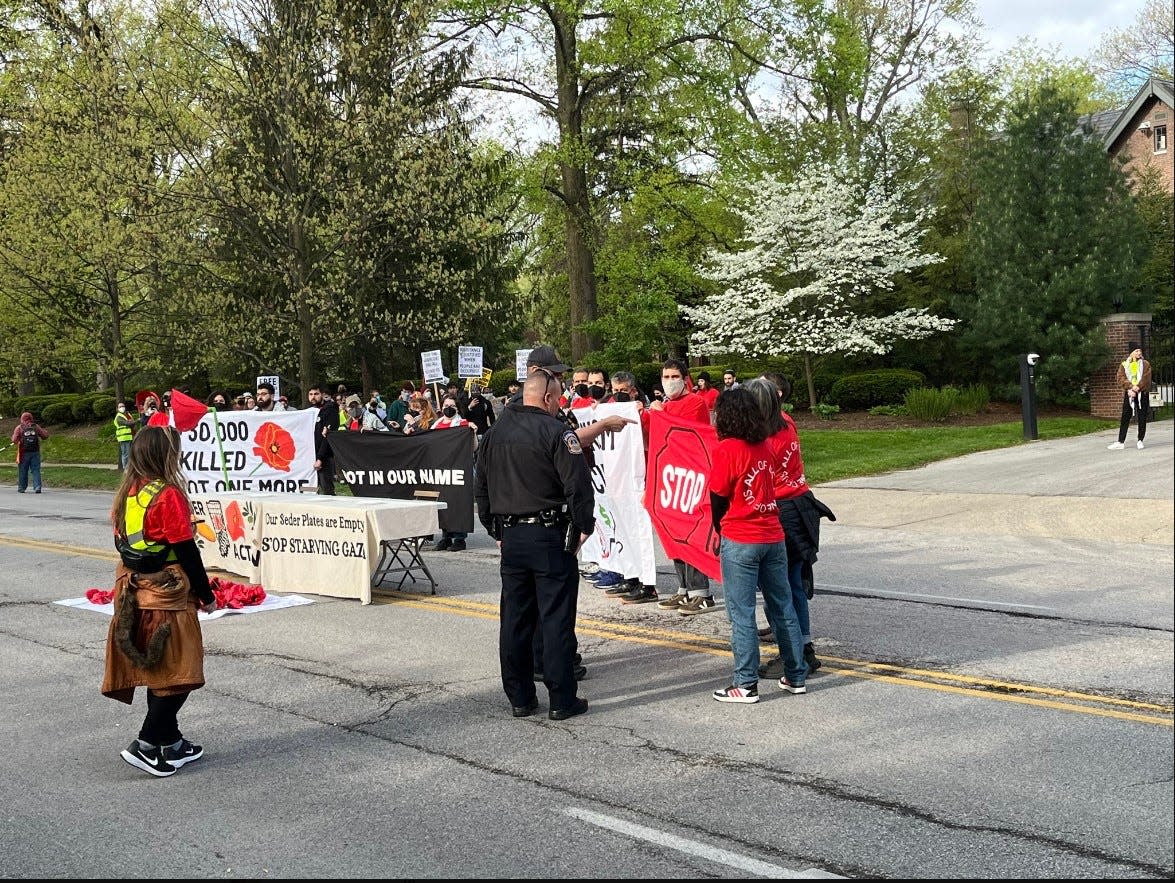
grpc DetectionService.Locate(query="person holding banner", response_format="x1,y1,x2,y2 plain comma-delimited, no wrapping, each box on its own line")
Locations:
707,389,807,704
475,370,595,721
428,396,477,552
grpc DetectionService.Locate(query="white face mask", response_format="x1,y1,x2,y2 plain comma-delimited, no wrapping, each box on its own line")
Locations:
663,377,685,398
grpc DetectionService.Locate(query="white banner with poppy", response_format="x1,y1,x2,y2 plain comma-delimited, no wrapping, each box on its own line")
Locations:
179,410,317,495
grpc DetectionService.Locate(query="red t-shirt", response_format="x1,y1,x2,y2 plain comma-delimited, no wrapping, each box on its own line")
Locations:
697,387,719,411
140,484,195,544
641,390,711,436
568,395,595,410
708,438,785,544
767,417,809,500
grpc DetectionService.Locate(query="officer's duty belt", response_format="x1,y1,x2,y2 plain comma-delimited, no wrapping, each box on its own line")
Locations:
501,509,564,528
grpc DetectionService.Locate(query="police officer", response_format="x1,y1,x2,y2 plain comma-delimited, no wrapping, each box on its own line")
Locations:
475,370,596,721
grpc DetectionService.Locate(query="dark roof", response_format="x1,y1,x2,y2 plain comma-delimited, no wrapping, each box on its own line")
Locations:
1101,77,1175,151
1082,107,1123,140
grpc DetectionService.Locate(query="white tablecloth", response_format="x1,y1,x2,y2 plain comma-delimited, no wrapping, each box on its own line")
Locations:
191,493,444,604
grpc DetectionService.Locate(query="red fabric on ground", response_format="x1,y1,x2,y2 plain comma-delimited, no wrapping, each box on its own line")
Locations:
85,578,265,609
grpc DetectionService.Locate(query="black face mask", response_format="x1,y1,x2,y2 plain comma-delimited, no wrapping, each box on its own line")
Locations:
588,385,606,400
613,391,631,403
442,406,457,418
574,383,589,398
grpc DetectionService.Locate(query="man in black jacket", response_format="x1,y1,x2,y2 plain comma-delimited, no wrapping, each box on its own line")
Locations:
475,370,596,721
307,385,339,495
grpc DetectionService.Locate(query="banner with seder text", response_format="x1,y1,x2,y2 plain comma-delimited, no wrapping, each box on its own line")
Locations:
642,409,722,582
179,409,317,495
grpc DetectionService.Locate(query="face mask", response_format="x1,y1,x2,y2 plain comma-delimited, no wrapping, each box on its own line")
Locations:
589,385,606,400
442,406,457,418
663,377,685,398
117,405,126,412
574,383,589,398
613,391,631,403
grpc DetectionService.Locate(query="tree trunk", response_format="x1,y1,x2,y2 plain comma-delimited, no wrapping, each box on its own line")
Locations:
552,7,600,362
296,292,314,408
803,352,817,411
359,352,373,397
108,275,124,406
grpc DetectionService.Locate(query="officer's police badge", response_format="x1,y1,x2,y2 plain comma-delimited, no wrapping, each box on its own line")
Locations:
563,431,583,455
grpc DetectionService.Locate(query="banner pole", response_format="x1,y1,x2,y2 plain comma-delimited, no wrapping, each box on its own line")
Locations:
210,407,231,489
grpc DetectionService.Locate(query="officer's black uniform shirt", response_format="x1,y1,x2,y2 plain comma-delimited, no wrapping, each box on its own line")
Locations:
475,403,595,536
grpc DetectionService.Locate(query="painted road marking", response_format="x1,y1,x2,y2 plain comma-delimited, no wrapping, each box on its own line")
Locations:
564,807,842,878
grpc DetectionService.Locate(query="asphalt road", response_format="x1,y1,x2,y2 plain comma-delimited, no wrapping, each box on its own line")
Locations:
0,421,1171,878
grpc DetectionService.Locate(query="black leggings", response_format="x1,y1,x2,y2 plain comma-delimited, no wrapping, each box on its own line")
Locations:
1118,394,1148,443
138,690,189,746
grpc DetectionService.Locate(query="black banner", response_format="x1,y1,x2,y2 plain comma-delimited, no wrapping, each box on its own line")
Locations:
329,429,475,534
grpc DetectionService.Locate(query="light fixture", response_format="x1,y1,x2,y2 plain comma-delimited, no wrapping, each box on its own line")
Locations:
1139,121,1153,130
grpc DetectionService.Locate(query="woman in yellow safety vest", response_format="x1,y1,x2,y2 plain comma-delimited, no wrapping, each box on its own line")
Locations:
101,426,218,778
1108,348,1153,451
113,401,135,470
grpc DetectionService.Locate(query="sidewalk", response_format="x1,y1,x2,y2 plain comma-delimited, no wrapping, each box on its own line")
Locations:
816,420,1174,545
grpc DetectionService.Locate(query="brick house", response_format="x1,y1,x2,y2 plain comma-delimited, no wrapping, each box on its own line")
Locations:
1086,79,1173,417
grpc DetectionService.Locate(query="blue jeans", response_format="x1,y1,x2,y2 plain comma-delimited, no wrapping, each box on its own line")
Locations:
720,537,806,687
786,553,811,643
17,451,42,492
119,441,132,470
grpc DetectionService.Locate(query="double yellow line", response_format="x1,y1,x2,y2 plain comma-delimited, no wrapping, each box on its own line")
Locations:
7,533,1170,727
376,591,1174,727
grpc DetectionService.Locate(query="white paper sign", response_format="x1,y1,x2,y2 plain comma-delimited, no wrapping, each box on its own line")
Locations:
255,374,281,400
457,345,484,378
421,350,445,383
572,402,657,585
515,349,532,382
179,409,317,495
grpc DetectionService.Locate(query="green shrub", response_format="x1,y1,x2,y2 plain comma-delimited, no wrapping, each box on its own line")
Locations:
630,362,665,396
780,401,794,414
41,401,75,425
92,397,117,420
826,369,926,410
869,404,907,416
953,384,990,415
70,397,96,423
812,402,840,420
904,386,957,422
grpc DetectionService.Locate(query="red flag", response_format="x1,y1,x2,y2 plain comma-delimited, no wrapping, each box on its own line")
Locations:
168,388,210,432
642,409,722,582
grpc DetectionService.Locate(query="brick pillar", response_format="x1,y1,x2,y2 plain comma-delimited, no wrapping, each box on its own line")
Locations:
1091,313,1152,418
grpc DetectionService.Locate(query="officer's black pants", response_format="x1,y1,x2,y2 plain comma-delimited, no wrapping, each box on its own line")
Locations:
499,523,579,710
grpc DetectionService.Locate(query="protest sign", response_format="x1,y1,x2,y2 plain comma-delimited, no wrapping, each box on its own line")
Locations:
457,345,484,379
255,374,281,400
180,409,316,495
643,409,721,582
573,402,657,585
421,350,446,384
330,428,475,534
515,349,532,382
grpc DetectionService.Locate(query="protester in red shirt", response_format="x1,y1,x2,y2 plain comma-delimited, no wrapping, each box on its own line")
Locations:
707,388,807,704
694,371,719,413
645,359,714,612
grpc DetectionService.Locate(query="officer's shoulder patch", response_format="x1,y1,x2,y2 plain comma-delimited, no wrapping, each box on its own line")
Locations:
563,430,583,455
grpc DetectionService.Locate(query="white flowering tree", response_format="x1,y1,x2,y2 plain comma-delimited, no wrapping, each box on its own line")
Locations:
683,165,956,409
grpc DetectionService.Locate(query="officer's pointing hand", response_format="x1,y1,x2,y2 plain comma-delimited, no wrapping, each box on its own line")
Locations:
600,415,637,433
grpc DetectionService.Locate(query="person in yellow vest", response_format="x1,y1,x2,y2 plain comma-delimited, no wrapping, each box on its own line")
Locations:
101,426,218,777
1108,348,1152,451
114,401,136,470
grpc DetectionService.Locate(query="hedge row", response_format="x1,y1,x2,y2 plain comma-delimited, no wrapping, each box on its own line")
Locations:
826,369,926,410
1,392,118,424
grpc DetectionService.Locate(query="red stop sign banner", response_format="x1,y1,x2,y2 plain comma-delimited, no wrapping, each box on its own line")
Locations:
642,410,721,582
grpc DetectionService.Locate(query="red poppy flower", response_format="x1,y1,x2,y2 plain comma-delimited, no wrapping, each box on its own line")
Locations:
252,421,296,472
225,500,246,541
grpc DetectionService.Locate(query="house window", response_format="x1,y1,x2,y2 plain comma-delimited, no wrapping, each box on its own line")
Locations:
1155,125,1168,153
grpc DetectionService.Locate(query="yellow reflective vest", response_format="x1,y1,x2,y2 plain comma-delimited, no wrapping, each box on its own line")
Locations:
123,480,178,563
114,413,134,443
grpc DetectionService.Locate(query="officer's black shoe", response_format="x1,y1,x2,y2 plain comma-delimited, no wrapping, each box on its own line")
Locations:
804,643,822,672
574,652,582,665
758,655,784,680
448,539,467,552
603,582,632,597
511,700,539,718
428,537,452,552
534,664,587,682
548,697,588,721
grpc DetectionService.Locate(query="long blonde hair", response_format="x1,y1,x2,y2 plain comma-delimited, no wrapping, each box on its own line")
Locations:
110,426,190,534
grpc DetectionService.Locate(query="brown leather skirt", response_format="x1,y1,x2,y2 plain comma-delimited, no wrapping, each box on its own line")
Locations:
101,563,206,704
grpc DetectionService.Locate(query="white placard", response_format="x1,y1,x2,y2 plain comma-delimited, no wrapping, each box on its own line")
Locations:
421,350,445,383
255,374,281,400
457,345,484,379
572,402,657,585
515,349,532,382
179,409,317,495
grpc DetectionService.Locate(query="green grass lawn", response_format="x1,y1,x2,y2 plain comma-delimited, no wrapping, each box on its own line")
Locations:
1,415,1118,492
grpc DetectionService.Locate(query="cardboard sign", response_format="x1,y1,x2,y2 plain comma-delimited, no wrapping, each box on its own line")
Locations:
421,350,445,383
457,345,484,379
465,368,493,392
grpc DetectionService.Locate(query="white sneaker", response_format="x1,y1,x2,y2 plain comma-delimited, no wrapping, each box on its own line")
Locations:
1107,442,1125,450
1137,441,1145,450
